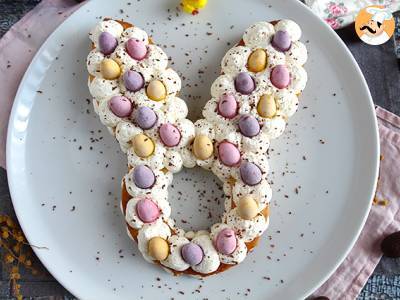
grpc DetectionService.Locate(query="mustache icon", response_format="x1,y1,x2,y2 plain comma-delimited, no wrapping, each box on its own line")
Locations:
360,25,376,34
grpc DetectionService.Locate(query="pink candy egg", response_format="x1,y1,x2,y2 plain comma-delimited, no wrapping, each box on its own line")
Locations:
271,65,290,89
108,96,132,117
215,228,237,255
159,123,181,147
136,197,160,223
126,38,147,60
218,142,241,166
217,94,238,119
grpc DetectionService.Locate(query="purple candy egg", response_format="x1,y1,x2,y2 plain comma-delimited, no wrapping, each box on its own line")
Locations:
272,30,292,52
133,165,155,189
123,71,144,92
181,243,204,266
136,197,160,223
126,38,147,60
108,96,132,118
238,115,260,137
215,228,237,255
217,94,238,119
234,72,256,95
135,106,157,129
159,123,181,147
218,142,241,166
240,162,262,186
98,32,118,55
271,65,290,89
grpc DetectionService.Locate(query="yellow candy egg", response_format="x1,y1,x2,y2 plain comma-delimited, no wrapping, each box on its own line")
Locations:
247,49,267,73
146,80,167,101
100,58,121,80
238,195,259,220
148,237,169,261
193,135,213,160
257,94,277,118
132,134,155,158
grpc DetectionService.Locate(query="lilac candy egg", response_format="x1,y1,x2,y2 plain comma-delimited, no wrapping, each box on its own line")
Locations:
218,142,241,166
271,65,290,89
126,38,147,60
108,96,132,118
135,106,157,129
215,228,237,255
181,243,204,266
98,32,117,55
136,197,160,223
240,162,262,186
218,94,238,119
159,123,181,147
238,115,260,137
272,30,292,52
123,71,144,92
133,165,155,189
234,72,256,95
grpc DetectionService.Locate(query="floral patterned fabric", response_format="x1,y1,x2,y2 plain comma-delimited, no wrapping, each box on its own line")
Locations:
304,0,400,29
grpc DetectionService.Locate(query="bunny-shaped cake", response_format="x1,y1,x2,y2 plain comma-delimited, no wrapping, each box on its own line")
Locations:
87,18,307,276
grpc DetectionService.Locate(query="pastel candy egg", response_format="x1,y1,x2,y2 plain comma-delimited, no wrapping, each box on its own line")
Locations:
100,58,120,80
133,165,155,189
146,80,167,101
257,94,277,118
181,243,204,266
271,65,290,89
126,38,147,60
132,134,155,158
247,49,267,73
238,115,260,137
193,135,213,160
148,237,169,261
238,195,259,220
123,70,144,92
98,31,117,55
136,197,160,223
218,142,240,166
135,106,157,129
240,162,262,186
108,96,132,118
215,228,237,255
159,123,181,147
272,30,292,52
234,72,255,95
217,94,238,119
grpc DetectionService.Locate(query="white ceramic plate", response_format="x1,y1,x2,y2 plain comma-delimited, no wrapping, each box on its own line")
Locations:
7,0,379,299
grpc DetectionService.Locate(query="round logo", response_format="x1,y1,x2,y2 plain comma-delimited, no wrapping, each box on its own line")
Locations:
355,5,394,45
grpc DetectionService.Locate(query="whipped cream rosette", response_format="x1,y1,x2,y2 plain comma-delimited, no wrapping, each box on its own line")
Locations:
86,18,307,276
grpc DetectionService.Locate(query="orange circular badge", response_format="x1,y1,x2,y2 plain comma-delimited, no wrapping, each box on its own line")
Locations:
355,5,394,45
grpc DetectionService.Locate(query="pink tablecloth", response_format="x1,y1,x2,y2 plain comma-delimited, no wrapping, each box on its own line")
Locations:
1,1,400,298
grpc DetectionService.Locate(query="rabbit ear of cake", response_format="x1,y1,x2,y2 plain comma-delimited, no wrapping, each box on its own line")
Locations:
86,18,307,276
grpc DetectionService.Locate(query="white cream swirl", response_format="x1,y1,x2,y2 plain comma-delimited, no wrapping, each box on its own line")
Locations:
160,235,190,271
88,77,120,100
89,20,124,46
125,197,171,229
137,219,171,263
127,141,166,170
210,223,247,264
243,21,275,49
274,19,302,41
190,234,220,274
224,208,269,242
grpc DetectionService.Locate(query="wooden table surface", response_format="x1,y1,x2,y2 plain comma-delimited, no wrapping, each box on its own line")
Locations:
0,0,399,299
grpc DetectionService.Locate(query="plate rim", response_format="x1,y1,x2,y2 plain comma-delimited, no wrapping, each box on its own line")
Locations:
6,0,380,298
